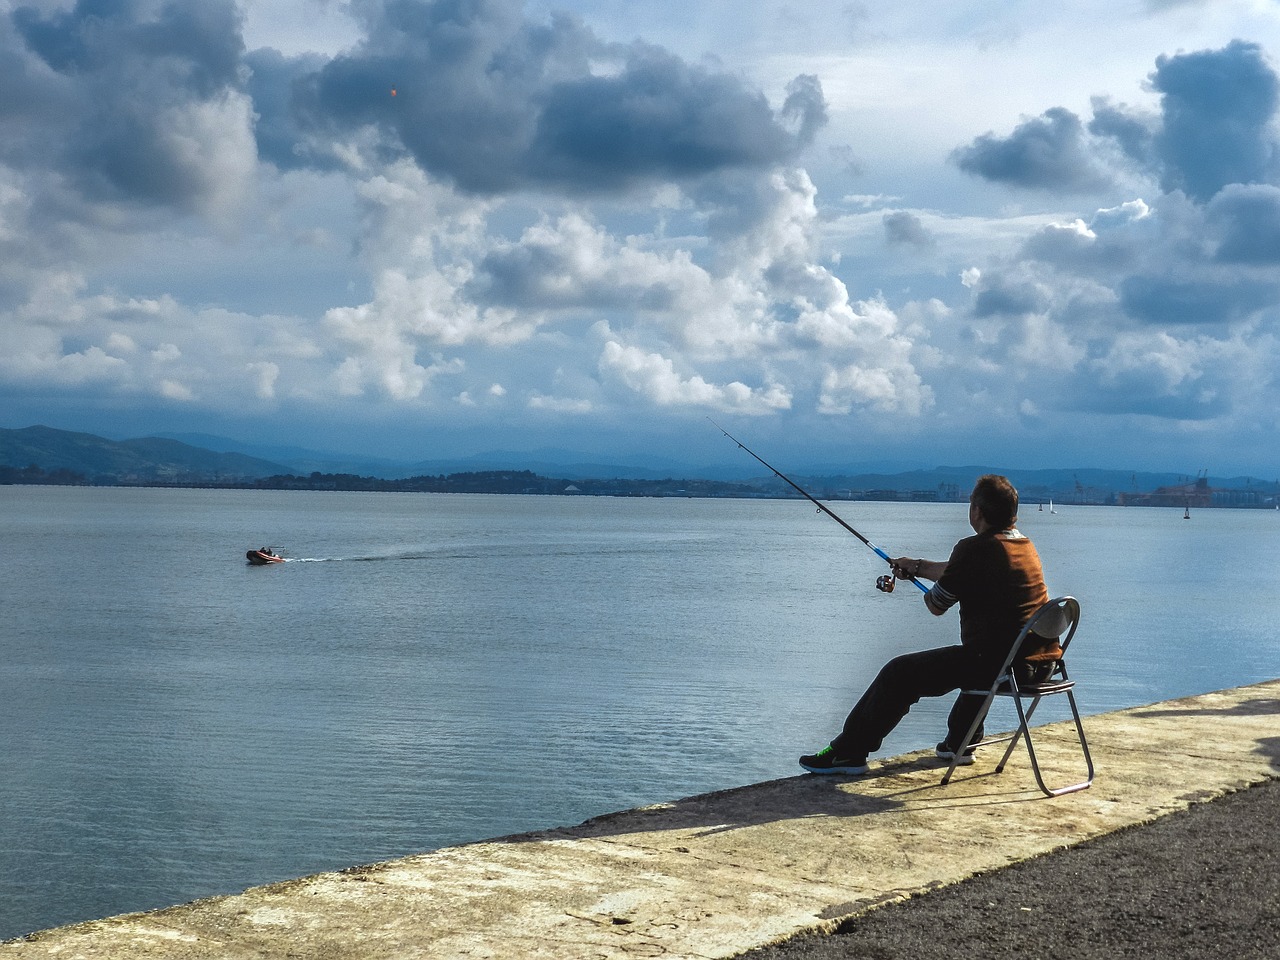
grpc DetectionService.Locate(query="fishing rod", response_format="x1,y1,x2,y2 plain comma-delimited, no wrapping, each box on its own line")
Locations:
709,419,928,594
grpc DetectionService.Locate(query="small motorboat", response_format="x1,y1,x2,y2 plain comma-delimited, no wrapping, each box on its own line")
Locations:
246,547,284,565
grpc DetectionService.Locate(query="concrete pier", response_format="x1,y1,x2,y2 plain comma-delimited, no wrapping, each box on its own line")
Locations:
4,680,1278,959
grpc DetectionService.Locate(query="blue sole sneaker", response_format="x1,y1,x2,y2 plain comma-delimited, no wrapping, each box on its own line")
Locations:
799,745,869,775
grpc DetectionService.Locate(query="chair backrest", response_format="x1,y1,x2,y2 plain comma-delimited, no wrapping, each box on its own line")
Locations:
996,596,1081,673
1030,596,1080,646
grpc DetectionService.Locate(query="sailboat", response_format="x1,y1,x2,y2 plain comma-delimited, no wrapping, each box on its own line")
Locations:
1184,505,1191,520
1049,500,1057,514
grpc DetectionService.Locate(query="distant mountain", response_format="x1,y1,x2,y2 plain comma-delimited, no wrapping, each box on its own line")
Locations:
153,432,419,479
155,433,765,481
4,425,1275,500
401,452,764,482
0,426,291,482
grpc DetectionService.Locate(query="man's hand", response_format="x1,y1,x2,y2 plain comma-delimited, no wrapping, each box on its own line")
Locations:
890,556,921,580
890,557,945,582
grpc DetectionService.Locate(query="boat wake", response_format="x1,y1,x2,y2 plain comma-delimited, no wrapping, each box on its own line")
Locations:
246,542,507,565
267,552,449,564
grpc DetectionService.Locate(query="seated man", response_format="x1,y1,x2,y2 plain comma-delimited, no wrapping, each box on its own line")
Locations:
801,474,1061,774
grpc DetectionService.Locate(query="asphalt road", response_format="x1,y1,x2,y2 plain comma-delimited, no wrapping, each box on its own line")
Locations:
735,776,1280,960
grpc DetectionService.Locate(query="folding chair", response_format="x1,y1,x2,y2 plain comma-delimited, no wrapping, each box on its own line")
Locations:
941,596,1094,797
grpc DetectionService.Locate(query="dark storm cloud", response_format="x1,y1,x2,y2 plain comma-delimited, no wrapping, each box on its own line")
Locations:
12,0,242,94
525,47,802,190
882,210,933,247
1119,275,1277,325
5,0,247,209
1208,184,1280,264
3,0,824,209
959,42,1280,204
972,276,1048,317
282,0,563,188
1150,40,1279,203
1069,375,1232,421
950,106,1110,192
0,16,62,147
274,0,825,194
1087,96,1157,172
246,47,333,172
780,74,828,144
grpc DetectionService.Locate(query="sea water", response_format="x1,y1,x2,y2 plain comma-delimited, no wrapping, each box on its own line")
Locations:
1,486,1277,939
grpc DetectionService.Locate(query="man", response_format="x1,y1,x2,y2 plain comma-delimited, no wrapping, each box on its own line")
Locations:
800,474,1060,775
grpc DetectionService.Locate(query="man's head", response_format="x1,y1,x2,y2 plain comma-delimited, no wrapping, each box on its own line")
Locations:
970,474,1019,531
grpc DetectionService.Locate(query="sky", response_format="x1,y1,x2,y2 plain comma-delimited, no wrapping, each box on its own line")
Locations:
2,0,1280,475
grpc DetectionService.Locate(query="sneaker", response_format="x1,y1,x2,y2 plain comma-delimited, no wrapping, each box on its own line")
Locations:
799,745,869,775
935,740,977,765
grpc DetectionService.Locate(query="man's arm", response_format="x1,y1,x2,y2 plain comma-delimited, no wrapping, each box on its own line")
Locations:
890,556,950,616
923,588,949,617
890,557,946,582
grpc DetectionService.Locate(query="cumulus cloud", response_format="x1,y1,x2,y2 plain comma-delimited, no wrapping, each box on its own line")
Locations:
971,276,1050,318
1150,40,1279,202
924,39,1280,447
1075,331,1263,421
1207,184,1280,263
0,266,336,417
524,48,817,191
952,184,1278,427
314,153,930,420
1119,274,1278,326
6,0,256,217
958,41,1280,208
265,0,826,194
883,210,934,247
951,107,1113,192
0,2,895,436
599,340,791,413
818,357,930,417
1091,199,1151,231
1087,97,1158,175
467,212,696,312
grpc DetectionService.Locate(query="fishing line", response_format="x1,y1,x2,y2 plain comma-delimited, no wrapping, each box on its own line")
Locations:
709,418,928,594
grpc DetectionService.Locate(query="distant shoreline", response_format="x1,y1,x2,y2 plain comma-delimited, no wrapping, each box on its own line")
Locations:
5,470,1280,508
5,424,1278,507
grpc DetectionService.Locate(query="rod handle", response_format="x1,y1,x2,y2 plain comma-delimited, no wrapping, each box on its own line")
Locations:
873,547,929,593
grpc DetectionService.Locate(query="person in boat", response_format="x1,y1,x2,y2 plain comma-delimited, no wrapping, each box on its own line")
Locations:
800,474,1061,774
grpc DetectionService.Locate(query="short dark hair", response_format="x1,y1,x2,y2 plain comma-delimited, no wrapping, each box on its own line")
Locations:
971,474,1018,528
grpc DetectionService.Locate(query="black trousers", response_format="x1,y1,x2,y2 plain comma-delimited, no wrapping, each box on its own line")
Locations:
830,645,998,759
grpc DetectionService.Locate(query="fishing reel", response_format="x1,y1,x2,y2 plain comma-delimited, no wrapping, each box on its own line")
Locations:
876,573,896,593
